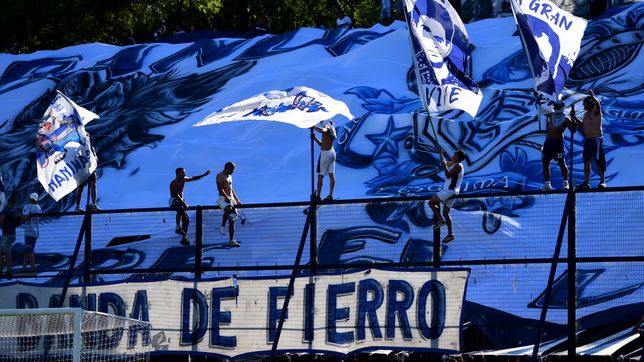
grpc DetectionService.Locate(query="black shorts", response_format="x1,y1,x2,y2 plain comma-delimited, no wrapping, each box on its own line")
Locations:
583,137,606,171
541,138,565,163
24,235,37,252
80,172,97,188
170,198,189,221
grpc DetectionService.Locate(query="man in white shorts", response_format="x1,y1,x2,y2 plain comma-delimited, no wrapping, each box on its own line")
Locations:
216,162,242,247
312,120,337,202
429,149,466,243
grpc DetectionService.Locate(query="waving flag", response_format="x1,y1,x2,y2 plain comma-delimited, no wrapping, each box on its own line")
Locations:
36,91,99,201
194,86,353,129
511,0,587,110
404,0,482,117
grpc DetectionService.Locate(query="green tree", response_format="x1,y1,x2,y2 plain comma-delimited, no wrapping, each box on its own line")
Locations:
0,0,382,53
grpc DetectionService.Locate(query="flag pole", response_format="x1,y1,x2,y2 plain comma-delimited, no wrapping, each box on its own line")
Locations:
427,114,444,156
310,128,315,198
509,0,543,132
403,4,445,160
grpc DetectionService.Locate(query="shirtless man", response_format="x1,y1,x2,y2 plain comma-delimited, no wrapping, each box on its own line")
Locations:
170,167,211,246
541,102,574,191
429,149,466,244
216,162,241,247
570,89,606,189
312,120,337,202
76,134,99,211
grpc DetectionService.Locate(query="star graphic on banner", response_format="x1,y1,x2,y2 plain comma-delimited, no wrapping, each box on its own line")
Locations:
366,117,411,158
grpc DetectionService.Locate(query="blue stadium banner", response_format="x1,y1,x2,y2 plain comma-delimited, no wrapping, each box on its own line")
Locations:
36,91,99,201
404,0,482,117
3,268,469,357
511,0,587,110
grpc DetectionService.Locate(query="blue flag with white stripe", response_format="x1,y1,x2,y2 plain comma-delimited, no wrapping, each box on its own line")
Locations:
511,0,587,110
404,0,482,118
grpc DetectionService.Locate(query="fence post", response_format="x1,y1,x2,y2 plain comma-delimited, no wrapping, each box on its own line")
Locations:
567,191,577,361
271,211,312,360
196,206,203,280
433,214,441,267
310,195,317,274
309,127,317,275
83,210,92,284
59,214,89,307
531,192,571,362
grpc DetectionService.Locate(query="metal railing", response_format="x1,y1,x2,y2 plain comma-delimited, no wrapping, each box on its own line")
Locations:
8,186,644,361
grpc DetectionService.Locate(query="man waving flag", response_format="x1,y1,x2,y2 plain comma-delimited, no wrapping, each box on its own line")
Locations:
511,0,587,110
404,0,482,118
36,91,99,201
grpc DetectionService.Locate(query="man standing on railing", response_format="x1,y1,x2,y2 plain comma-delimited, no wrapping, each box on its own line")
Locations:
170,167,211,246
217,162,242,247
312,120,337,202
570,89,606,189
21,193,42,273
75,133,100,212
0,197,21,279
429,149,466,244
541,102,574,191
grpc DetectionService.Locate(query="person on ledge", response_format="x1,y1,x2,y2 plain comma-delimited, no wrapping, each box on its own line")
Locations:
216,162,242,247
312,120,337,202
570,89,606,189
429,149,466,244
541,102,574,191
170,167,211,246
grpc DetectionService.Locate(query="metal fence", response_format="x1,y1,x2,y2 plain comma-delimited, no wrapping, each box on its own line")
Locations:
5,186,644,359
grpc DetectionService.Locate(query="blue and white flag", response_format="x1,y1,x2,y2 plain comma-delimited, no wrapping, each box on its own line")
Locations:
194,86,353,129
36,91,99,201
511,0,587,110
404,0,482,118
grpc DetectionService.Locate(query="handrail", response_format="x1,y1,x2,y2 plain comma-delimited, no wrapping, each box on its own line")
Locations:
31,185,644,217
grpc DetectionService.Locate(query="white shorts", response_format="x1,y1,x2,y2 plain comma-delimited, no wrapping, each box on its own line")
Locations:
317,149,336,176
217,196,235,210
437,189,457,208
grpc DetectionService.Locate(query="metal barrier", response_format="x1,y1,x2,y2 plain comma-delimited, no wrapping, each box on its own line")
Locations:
9,186,644,360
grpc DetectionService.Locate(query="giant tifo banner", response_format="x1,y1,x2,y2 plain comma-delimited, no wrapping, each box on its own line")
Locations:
2,269,469,356
0,2,642,359
0,4,642,210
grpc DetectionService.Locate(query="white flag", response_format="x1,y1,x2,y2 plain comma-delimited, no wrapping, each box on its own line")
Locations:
194,86,353,129
404,0,482,117
36,91,99,201
511,0,587,110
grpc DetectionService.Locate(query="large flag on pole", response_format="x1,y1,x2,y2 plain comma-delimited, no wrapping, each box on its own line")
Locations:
36,91,99,201
403,0,482,118
511,0,587,110
194,86,353,129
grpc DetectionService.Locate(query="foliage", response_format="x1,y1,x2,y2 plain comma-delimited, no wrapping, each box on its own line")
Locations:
0,0,389,53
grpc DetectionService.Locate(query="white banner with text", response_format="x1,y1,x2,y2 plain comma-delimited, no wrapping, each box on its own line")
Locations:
2,268,469,357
